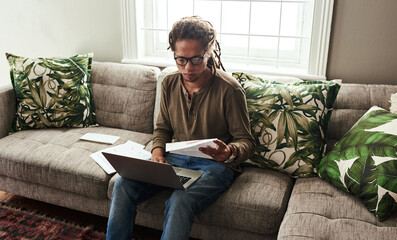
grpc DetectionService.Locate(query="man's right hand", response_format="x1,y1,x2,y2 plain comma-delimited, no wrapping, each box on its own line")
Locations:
151,147,168,164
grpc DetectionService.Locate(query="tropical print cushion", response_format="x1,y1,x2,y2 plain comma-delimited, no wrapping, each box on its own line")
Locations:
318,106,397,221
233,73,340,177
6,53,96,132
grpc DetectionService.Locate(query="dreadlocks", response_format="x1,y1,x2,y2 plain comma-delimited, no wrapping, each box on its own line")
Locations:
168,16,225,72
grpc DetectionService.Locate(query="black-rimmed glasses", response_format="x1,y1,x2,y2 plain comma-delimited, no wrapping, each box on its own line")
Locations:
174,54,205,66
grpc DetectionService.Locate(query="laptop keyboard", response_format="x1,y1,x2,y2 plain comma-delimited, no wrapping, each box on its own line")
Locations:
178,175,192,185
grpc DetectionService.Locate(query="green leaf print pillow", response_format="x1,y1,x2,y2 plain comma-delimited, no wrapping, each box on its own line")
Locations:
6,53,97,132
233,73,340,177
318,106,397,221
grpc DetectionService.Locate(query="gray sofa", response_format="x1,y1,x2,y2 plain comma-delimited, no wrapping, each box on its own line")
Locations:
0,61,397,239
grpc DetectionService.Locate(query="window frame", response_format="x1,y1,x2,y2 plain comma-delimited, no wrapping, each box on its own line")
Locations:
121,0,334,80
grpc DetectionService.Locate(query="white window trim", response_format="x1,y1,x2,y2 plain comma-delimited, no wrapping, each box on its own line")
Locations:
121,0,334,80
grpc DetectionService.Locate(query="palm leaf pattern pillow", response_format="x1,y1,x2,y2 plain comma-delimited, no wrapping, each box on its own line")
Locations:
6,53,96,132
318,106,397,221
233,73,340,177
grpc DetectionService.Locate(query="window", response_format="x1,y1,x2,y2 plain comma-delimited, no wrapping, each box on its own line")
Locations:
122,0,334,79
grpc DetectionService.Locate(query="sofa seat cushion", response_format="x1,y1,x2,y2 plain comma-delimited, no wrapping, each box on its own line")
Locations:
0,126,153,199
108,167,294,236
278,177,397,240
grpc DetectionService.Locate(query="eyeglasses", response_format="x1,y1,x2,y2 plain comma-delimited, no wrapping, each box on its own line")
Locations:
174,54,205,66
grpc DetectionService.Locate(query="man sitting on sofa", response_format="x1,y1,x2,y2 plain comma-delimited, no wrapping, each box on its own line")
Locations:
106,16,256,240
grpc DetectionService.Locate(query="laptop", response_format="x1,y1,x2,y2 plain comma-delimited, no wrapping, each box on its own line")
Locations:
102,152,204,190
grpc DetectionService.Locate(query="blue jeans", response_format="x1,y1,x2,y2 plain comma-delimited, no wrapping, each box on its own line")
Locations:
106,153,235,240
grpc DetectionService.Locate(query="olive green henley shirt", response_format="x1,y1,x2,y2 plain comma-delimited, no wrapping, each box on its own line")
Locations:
152,69,255,170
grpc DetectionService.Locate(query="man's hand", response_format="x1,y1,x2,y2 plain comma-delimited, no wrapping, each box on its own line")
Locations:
199,139,231,162
151,147,168,164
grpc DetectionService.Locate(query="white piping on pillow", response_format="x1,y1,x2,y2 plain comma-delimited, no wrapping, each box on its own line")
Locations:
390,93,397,114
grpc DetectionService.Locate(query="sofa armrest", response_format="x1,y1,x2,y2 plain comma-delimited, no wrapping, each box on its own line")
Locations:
0,85,15,138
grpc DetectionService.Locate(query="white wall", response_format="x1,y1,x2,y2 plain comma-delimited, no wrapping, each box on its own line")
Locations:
0,0,123,87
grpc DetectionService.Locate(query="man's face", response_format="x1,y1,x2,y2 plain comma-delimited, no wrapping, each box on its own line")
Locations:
174,39,209,83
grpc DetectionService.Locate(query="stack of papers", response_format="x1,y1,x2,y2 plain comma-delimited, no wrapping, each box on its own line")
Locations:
90,141,151,174
91,138,219,174
80,133,120,144
166,138,218,159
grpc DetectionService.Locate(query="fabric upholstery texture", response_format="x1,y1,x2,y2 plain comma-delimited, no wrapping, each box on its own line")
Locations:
278,177,397,240
0,87,15,138
233,72,340,177
0,174,110,217
319,106,397,221
136,210,277,240
0,127,153,199
90,62,160,134
6,53,96,132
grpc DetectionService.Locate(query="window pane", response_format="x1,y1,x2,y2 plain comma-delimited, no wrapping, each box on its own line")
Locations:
154,31,168,52
250,2,281,36
221,1,250,34
168,0,194,29
278,37,300,62
249,36,278,60
154,0,167,29
132,0,330,76
280,2,303,37
220,34,248,58
194,0,221,31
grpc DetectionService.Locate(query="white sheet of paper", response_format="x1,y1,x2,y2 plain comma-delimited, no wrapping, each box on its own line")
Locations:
90,140,151,174
80,133,120,144
90,151,116,174
166,138,218,159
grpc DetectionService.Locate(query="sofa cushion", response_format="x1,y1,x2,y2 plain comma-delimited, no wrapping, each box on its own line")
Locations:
108,167,294,236
278,177,397,239
318,106,397,221
90,62,160,134
0,126,153,199
6,53,96,132
233,72,340,177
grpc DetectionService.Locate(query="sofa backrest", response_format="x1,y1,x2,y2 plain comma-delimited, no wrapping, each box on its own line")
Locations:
90,62,160,134
89,61,397,147
326,83,397,152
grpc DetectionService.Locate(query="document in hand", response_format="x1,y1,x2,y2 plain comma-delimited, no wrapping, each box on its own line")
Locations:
166,138,218,159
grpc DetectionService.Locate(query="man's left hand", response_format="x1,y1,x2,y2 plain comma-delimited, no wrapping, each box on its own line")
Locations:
199,139,231,162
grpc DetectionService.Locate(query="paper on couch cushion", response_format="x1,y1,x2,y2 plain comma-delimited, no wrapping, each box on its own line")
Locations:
80,133,120,144
90,151,116,174
166,138,218,159
90,140,151,174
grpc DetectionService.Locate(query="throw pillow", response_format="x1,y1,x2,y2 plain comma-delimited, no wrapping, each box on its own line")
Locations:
390,93,397,114
318,106,397,221
6,53,96,132
233,72,340,177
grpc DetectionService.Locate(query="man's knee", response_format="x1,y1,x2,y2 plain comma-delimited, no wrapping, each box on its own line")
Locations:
113,177,142,202
165,190,198,214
